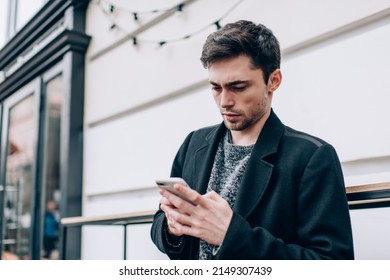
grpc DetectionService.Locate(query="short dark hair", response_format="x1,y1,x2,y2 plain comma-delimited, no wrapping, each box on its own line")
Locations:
200,20,281,83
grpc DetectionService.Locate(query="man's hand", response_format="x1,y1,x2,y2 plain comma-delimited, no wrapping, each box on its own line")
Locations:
159,183,233,246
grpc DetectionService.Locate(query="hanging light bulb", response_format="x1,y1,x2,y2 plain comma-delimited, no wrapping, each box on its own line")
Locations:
175,3,185,17
214,20,221,30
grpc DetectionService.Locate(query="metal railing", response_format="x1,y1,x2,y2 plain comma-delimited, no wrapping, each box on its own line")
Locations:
60,210,156,260
60,182,390,259
347,182,390,209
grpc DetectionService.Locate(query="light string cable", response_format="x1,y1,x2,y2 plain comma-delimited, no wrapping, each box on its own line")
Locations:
95,0,245,47
98,0,184,21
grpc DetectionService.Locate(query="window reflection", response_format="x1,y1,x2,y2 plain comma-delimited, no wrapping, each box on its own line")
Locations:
16,0,48,33
41,75,63,260
3,95,35,260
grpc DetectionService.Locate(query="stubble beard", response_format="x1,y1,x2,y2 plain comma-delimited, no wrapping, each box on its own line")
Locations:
224,95,269,131
224,114,257,131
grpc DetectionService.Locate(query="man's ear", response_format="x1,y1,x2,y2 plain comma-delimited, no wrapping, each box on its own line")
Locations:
267,69,282,93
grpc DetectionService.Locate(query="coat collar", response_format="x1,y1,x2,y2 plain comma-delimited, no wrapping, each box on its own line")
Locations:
204,109,284,154
234,109,285,217
195,109,285,218
251,108,285,159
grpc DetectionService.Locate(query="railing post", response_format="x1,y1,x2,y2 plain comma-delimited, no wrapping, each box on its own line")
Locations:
61,226,67,260
123,225,127,260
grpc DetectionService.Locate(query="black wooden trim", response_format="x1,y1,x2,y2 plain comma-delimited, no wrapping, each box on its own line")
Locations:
348,189,390,202
0,0,88,70
349,201,390,210
58,51,86,259
348,189,390,210
0,30,91,102
32,77,45,260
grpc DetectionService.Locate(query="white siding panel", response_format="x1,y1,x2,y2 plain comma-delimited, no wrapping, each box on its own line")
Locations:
350,207,390,259
81,226,123,260
85,36,208,124
84,86,219,195
273,19,390,162
126,224,168,260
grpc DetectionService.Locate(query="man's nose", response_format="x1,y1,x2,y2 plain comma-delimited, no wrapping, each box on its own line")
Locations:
220,90,235,108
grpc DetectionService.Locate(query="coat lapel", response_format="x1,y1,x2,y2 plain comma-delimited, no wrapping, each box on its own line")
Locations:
233,110,285,218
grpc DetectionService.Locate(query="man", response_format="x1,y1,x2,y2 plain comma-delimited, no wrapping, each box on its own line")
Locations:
151,20,354,259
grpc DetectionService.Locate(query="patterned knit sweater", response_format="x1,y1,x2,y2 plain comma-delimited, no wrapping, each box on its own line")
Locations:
198,131,254,260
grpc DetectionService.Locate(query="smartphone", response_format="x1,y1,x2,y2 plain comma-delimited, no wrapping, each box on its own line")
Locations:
156,177,197,206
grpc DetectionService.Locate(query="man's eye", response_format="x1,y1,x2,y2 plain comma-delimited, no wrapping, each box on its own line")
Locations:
233,86,246,91
212,87,221,92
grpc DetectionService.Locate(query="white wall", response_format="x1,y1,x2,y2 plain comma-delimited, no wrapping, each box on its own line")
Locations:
0,0,9,49
83,0,390,259
274,14,390,190
0,0,47,49
350,208,390,259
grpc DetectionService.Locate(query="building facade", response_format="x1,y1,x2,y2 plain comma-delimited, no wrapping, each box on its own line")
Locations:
0,0,89,259
1,0,390,259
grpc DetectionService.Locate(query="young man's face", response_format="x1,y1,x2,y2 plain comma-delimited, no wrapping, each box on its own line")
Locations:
208,55,278,132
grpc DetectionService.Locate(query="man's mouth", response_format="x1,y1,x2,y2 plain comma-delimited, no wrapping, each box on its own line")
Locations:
222,112,240,122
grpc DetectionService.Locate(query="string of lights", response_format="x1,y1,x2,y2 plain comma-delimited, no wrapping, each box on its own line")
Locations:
94,0,245,48
100,0,185,16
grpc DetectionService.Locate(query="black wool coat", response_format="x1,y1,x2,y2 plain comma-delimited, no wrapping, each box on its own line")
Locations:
151,110,354,259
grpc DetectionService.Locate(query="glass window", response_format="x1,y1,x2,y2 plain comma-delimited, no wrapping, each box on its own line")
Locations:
2,94,35,260
1,0,88,260
40,75,63,260
15,0,47,32
0,0,10,49
0,0,47,47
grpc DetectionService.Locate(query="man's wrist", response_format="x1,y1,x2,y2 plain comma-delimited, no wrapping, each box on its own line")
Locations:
164,223,183,248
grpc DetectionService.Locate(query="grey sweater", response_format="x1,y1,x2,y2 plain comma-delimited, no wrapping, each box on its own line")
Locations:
199,131,254,260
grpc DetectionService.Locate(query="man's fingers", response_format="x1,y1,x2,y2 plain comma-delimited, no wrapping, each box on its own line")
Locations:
162,204,192,236
160,196,174,207
161,186,198,209
166,214,180,235
203,190,219,201
173,184,210,208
